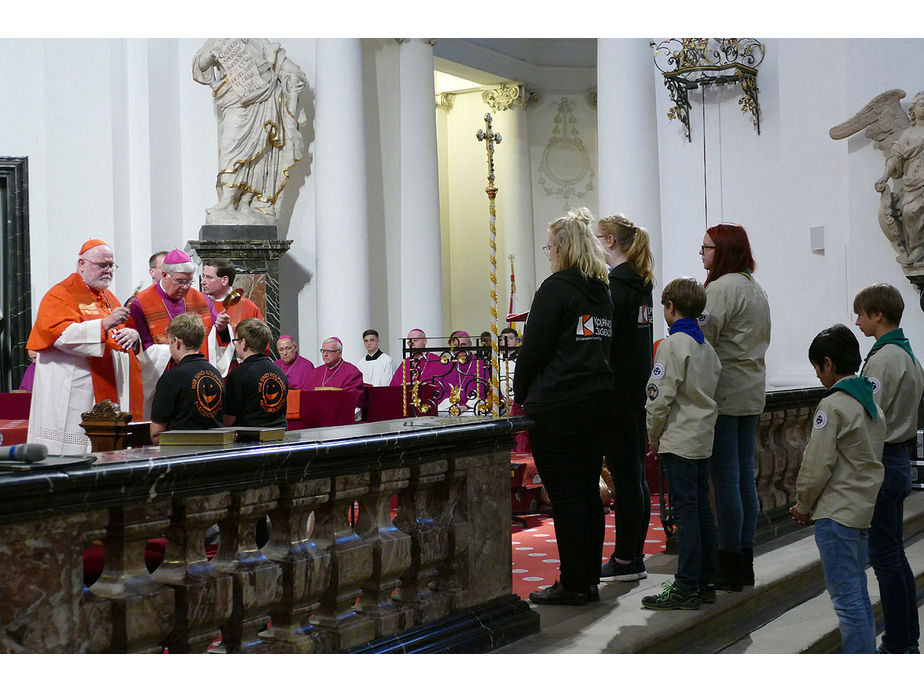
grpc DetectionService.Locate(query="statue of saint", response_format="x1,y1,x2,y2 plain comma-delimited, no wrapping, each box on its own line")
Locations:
193,38,307,225
831,89,924,267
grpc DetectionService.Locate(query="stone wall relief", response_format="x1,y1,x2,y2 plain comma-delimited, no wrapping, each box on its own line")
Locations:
830,89,924,304
537,98,595,211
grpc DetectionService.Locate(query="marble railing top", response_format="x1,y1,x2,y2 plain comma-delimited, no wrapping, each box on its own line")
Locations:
763,386,826,411
0,415,531,525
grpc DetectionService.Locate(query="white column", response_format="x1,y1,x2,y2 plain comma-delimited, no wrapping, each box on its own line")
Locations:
398,39,443,338
315,39,371,365
597,39,663,298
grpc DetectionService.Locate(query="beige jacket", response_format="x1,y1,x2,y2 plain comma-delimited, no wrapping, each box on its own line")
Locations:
861,343,924,444
645,331,721,459
700,273,771,416
795,390,885,529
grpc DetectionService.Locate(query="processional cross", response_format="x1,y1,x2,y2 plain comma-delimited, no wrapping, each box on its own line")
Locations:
476,113,502,417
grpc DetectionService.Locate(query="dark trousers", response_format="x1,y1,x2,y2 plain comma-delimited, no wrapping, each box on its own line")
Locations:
869,442,920,651
529,401,611,592
663,453,716,592
604,403,651,561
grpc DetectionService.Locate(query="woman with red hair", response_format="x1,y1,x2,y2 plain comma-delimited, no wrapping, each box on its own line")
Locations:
698,223,771,592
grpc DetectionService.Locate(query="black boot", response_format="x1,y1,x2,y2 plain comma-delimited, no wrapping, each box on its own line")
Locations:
714,551,743,592
740,547,754,586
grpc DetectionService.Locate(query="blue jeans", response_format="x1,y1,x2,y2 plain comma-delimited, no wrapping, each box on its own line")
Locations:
815,518,876,654
869,442,919,652
663,453,716,592
709,414,759,553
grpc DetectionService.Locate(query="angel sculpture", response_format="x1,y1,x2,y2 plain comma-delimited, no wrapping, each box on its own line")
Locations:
830,89,924,267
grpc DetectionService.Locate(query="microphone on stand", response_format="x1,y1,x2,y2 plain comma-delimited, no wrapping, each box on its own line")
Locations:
0,444,48,462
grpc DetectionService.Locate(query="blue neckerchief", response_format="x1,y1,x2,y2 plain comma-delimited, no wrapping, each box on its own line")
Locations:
669,317,705,344
739,269,753,280
829,376,878,420
866,327,915,365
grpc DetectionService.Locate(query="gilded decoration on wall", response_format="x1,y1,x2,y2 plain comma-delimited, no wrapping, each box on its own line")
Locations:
651,38,765,141
537,98,594,210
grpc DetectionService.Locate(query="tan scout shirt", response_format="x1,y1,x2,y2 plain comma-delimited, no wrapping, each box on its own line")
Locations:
700,273,771,416
645,331,721,459
861,344,924,444
795,390,885,529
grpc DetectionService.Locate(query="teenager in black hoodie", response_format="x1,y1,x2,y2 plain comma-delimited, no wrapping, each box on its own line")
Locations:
514,208,616,606
596,214,655,583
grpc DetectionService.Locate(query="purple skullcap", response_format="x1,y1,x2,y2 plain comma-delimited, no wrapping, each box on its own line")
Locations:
279,334,294,341
326,336,342,346
162,248,192,264
409,327,426,336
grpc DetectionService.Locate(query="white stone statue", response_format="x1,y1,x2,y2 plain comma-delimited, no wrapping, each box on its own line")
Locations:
193,38,307,226
830,89,924,268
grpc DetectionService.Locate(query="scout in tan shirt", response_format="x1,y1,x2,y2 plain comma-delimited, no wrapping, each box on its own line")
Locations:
642,277,722,611
699,271,771,416
790,324,884,653
853,283,923,653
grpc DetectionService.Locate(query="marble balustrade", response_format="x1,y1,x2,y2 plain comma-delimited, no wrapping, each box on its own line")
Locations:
0,417,535,653
753,387,826,544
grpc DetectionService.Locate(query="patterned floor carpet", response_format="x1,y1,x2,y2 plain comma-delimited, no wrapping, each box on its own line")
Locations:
510,498,668,600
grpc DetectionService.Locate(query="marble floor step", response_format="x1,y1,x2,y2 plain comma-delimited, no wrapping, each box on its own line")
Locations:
496,491,924,654
720,531,924,654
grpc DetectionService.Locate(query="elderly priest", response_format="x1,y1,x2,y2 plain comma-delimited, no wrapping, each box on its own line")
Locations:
304,337,364,419
26,239,143,455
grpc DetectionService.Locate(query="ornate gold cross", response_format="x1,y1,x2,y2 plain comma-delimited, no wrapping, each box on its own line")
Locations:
476,113,503,417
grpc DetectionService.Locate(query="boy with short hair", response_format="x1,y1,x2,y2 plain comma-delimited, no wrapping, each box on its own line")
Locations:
149,313,224,444
790,324,885,653
641,277,722,610
223,318,288,428
853,283,924,654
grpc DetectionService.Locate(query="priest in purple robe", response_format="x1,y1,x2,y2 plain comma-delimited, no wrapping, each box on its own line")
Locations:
390,328,444,387
274,334,314,390
304,337,364,417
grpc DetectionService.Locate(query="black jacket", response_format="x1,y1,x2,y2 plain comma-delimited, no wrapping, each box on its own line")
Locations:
608,262,653,406
513,269,614,412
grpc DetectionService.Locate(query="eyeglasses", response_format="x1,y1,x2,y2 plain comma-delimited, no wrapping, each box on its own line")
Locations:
320,349,341,355
83,259,118,270
168,274,194,286
700,244,716,253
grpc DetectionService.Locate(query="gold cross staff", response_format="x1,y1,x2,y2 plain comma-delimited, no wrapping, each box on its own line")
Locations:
476,113,502,417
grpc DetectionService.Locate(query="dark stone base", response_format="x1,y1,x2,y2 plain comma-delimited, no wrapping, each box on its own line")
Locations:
347,594,539,653
200,225,277,241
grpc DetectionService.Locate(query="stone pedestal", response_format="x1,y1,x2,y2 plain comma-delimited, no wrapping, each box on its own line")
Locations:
189,228,292,355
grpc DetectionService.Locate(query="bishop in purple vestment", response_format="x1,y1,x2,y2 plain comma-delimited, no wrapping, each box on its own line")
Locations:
274,334,315,390
304,337,364,411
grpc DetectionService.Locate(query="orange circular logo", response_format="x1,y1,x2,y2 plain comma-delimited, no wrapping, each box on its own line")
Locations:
258,372,286,413
192,370,223,417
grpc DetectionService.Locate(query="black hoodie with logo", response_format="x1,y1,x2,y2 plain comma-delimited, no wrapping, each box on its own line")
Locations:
608,262,654,407
513,269,614,413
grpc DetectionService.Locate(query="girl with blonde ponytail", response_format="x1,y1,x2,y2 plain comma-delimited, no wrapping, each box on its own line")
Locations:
595,213,656,583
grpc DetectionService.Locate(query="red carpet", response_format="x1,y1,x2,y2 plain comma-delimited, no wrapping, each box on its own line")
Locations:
510,499,667,600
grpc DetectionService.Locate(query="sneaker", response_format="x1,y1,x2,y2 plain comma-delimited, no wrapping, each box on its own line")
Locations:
641,581,701,611
601,557,642,582
699,583,716,604
634,557,648,579
529,581,588,606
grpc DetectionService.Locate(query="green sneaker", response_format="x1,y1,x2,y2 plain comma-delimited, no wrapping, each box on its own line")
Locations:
641,581,701,611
